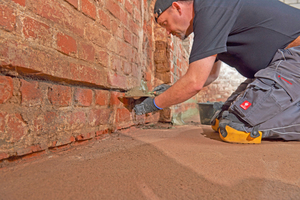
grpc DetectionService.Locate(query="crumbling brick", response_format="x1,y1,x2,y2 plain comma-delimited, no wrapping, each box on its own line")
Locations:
7,113,28,143
74,88,93,107
48,85,72,107
0,4,16,32
20,80,43,106
0,76,13,104
95,90,110,106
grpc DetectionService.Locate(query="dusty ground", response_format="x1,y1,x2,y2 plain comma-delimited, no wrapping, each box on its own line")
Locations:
0,116,300,200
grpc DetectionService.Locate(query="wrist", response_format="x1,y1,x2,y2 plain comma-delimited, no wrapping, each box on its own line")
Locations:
153,98,163,110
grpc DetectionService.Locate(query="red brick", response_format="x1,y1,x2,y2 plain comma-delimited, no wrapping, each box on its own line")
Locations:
12,0,26,6
134,7,141,23
116,108,131,123
0,76,13,104
48,85,72,107
123,61,132,75
79,42,95,62
0,112,6,132
0,152,9,160
88,108,111,126
111,20,123,39
57,32,77,55
106,1,121,19
69,111,86,126
118,40,132,60
98,10,110,29
129,18,139,36
132,63,139,77
119,7,128,26
82,0,96,19
95,90,110,106
33,112,57,133
23,17,52,46
74,88,93,107
96,50,109,67
124,28,132,44
132,34,139,49
125,0,133,14
85,23,111,48
0,4,16,32
110,91,123,106
20,80,43,106
108,72,127,89
65,0,78,8
112,56,122,72
7,113,28,142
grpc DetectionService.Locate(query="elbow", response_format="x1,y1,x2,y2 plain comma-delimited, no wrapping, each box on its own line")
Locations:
190,80,204,93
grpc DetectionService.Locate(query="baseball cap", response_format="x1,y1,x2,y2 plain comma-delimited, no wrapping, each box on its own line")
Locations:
154,0,178,22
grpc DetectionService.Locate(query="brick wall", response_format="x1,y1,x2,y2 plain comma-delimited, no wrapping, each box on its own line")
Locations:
0,0,160,160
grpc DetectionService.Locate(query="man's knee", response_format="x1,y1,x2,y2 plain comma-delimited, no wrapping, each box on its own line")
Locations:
218,111,262,144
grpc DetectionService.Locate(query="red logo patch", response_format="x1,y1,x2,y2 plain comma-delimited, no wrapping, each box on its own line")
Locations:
240,100,251,110
278,75,292,85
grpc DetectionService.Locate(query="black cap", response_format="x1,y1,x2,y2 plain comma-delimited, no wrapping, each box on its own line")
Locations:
154,0,177,22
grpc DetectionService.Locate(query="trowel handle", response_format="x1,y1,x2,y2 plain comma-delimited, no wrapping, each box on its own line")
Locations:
151,91,163,96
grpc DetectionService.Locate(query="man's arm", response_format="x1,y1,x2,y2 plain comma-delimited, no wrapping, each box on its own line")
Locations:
154,55,217,109
203,60,221,87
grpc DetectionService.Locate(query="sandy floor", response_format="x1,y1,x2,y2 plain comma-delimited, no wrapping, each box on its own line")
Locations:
0,117,300,200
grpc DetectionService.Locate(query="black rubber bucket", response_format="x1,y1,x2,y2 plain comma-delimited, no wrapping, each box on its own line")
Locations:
197,102,223,125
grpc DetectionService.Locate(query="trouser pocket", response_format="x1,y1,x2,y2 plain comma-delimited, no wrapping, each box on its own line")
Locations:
229,66,300,127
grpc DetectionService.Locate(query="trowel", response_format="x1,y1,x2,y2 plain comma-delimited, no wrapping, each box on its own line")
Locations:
118,80,161,111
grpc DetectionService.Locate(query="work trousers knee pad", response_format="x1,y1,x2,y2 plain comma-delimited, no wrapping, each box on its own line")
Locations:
218,111,262,144
210,79,254,133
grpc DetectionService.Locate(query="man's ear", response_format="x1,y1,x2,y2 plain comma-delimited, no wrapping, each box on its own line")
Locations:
171,2,182,15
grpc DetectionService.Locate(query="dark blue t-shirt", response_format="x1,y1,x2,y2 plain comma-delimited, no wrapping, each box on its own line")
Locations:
189,0,300,78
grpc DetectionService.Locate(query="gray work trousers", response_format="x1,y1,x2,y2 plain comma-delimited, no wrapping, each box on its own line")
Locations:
227,46,300,140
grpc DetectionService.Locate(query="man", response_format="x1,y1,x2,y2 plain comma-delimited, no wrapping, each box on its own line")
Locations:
134,0,300,143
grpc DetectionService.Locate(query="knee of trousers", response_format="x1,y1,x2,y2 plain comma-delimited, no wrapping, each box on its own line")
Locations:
218,124,262,144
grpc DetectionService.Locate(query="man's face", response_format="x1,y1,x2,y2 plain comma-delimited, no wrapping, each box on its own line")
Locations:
157,3,193,40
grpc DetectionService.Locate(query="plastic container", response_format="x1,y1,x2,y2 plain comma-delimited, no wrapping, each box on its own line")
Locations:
197,102,223,125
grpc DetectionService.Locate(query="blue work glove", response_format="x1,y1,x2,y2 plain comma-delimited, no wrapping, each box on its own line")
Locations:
133,97,160,115
133,84,171,115
152,84,171,95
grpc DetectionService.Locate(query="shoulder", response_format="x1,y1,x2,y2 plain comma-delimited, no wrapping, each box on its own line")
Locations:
194,0,241,12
